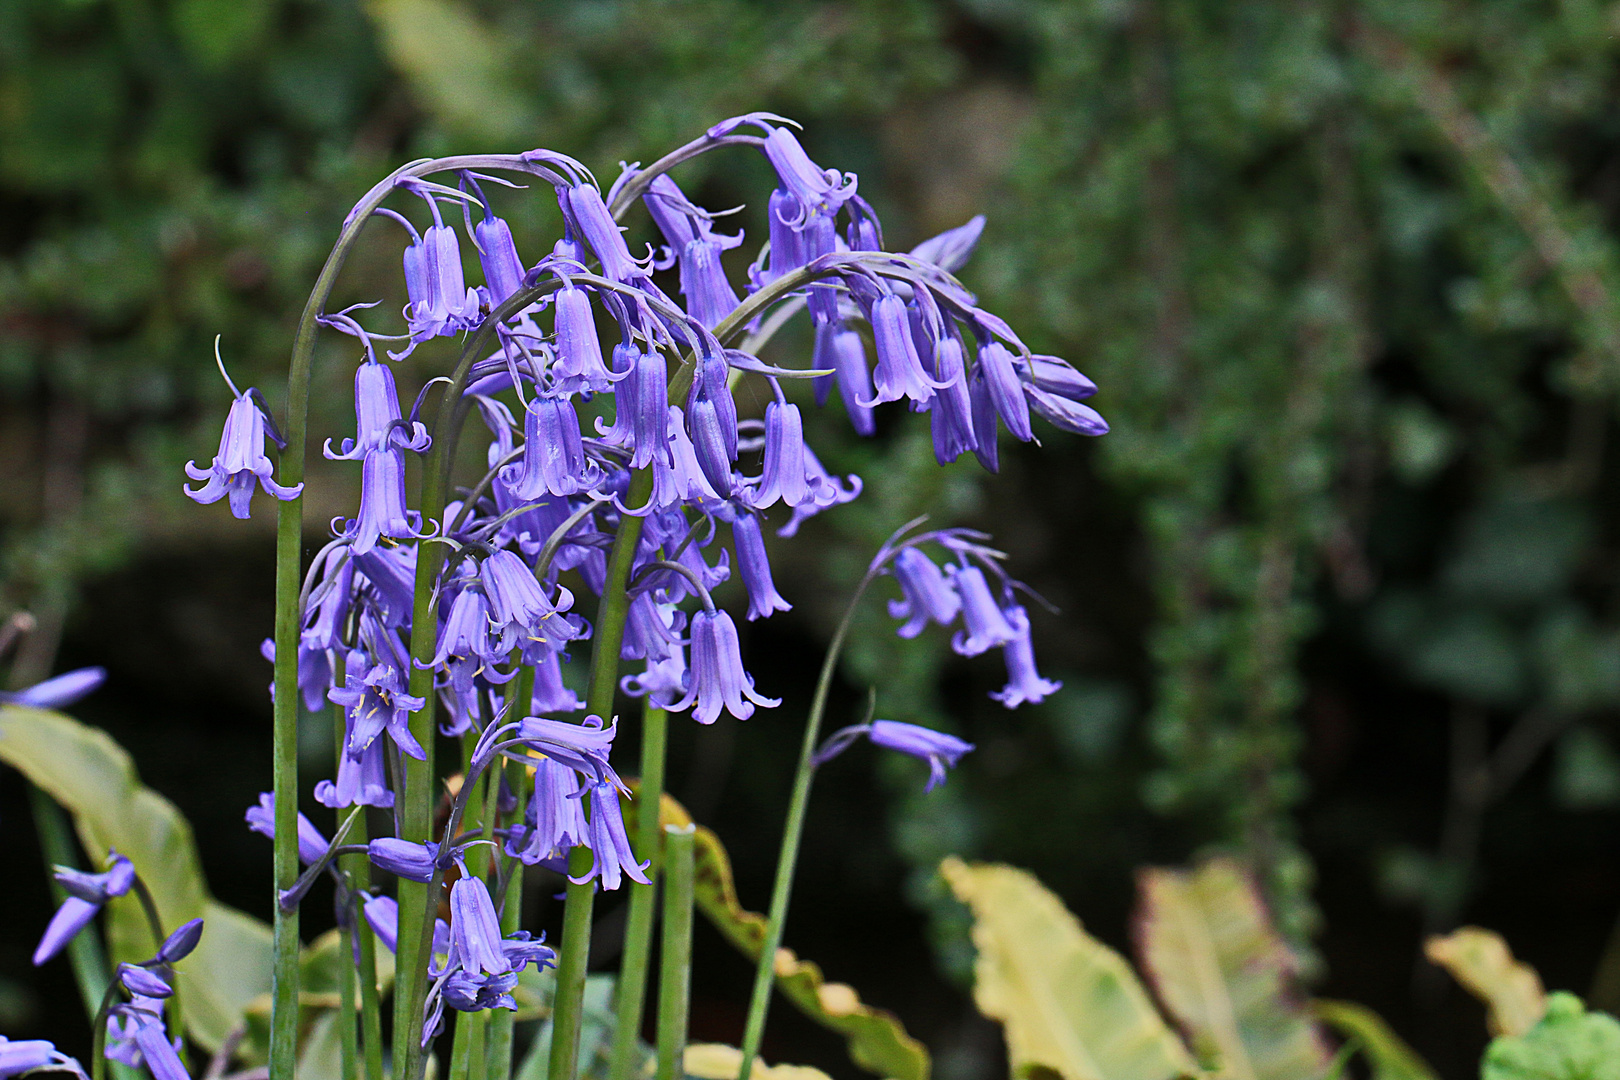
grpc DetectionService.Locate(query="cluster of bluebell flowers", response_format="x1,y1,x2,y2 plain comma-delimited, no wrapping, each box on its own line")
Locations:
174,112,1100,1056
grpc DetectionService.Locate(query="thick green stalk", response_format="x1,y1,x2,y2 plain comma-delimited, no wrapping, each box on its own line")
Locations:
547,469,651,1080
736,568,883,1080
655,825,696,1080
607,704,668,1080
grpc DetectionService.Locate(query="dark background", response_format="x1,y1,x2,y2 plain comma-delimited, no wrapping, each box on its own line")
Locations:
6,2,1620,1078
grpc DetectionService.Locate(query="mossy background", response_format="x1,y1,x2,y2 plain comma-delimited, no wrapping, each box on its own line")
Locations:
5,2,1620,1078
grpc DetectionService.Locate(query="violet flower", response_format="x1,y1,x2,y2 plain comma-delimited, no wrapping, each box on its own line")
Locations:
33,853,135,966
0,1036,82,1080
887,547,961,639
507,756,588,865
569,782,650,891
342,447,430,555
989,606,1062,708
325,361,431,461
245,792,328,866
368,839,441,883
729,510,791,621
869,720,974,792
183,392,303,519
948,564,1019,657
669,608,779,724
0,666,106,709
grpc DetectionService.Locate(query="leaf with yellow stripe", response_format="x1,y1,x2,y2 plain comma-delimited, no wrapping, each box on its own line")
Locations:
941,857,1202,1080
1133,857,1331,1080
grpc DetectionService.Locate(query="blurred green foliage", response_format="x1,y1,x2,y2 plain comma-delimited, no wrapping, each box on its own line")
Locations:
9,3,1620,1067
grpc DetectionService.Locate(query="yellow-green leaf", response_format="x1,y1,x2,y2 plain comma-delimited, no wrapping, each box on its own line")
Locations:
683,1043,838,1080
0,705,272,1051
1424,927,1546,1036
623,788,930,1080
940,857,1202,1080
1313,1000,1438,1080
1134,858,1331,1080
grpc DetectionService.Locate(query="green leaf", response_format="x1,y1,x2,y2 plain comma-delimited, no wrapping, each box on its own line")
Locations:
0,705,272,1052
1312,1000,1437,1080
1133,857,1331,1080
940,857,1202,1080
683,1043,837,1080
624,788,931,1080
1482,992,1620,1080
1424,927,1546,1037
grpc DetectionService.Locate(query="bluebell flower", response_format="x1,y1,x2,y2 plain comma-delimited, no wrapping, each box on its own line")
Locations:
989,605,1062,708
760,125,857,225
551,286,621,394
34,853,135,966
927,337,977,465
245,792,328,866
426,570,509,698
343,447,430,555
562,182,651,285
470,197,527,309
867,293,936,407
511,714,618,782
501,395,604,499
183,392,303,519
644,176,744,329
500,930,555,973
729,511,791,621
118,964,173,999
0,666,105,709
448,874,509,976
0,1035,83,1079
531,649,586,712
155,918,204,964
395,192,480,343
106,996,187,1080
670,609,779,724
330,646,427,762
569,782,650,891
948,564,1019,657
746,400,813,510
620,651,688,710
325,361,431,461
368,839,441,883
481,549,580,656
887,547,961,639
1024,386,1109,436
976,340,1033,443
1017,354,1098,401
868,720,974,792
507,756,588,865
315,734,394,809
440,969,518,1015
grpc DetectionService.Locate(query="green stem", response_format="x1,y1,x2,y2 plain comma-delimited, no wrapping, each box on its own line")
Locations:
655,825,696,1080
548,469,651,1080
736,566,884,1080
90,976,122,1080
607,705,668,1080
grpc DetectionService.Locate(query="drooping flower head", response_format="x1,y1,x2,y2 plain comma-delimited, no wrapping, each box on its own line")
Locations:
184,390,303,519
